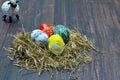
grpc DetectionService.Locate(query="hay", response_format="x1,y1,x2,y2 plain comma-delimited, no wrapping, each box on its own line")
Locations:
6,29,96,75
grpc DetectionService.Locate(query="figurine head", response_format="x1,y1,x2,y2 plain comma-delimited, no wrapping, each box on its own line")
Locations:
8,0,19,8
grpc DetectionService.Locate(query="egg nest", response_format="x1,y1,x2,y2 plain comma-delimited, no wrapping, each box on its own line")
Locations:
6,29,97,75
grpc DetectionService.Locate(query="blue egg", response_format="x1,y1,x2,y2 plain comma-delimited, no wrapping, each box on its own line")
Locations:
54,25,70,43
31,29,48,45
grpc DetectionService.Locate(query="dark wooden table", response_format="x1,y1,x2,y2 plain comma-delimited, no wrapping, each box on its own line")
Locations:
0,0,120,80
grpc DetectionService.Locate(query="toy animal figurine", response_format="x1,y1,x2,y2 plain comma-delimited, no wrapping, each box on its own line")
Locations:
1,0,19,23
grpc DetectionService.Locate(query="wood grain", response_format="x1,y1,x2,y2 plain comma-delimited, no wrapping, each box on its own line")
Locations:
0,0,120,80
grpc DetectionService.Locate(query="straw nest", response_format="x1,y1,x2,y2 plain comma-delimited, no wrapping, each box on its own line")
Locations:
6,29,97,75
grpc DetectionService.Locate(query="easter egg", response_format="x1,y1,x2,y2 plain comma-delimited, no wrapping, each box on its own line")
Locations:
39,24,54,37
54,25,70,43
48,34,65,55
31,29,48,46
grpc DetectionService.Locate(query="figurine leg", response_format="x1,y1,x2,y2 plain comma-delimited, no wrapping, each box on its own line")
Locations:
16,15,19,20
3,15,7,21
9,16,12,23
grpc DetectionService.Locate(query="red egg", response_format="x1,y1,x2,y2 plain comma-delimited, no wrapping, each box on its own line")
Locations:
39,24,54,37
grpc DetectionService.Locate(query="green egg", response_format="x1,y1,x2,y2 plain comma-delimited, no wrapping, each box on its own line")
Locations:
54,25,70,43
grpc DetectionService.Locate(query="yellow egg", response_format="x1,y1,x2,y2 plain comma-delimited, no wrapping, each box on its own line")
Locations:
48,34,65,55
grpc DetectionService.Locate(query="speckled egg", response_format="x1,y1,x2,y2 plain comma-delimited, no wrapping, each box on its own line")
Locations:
39,24,54,37
31,29,48,46
48,34,65,55
54,25,70,43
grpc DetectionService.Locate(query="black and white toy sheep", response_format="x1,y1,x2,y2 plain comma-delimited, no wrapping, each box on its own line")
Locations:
1,0,19,23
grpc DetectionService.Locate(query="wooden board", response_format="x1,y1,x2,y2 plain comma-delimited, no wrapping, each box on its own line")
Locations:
0,0,120,80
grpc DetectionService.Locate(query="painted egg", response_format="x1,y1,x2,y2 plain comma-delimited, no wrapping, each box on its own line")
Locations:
48,34,65,55
31,29,48,46
54,25,70,43
39,24,54,37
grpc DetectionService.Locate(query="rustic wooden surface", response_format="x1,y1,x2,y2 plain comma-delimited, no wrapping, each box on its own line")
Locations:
0,0,120,80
